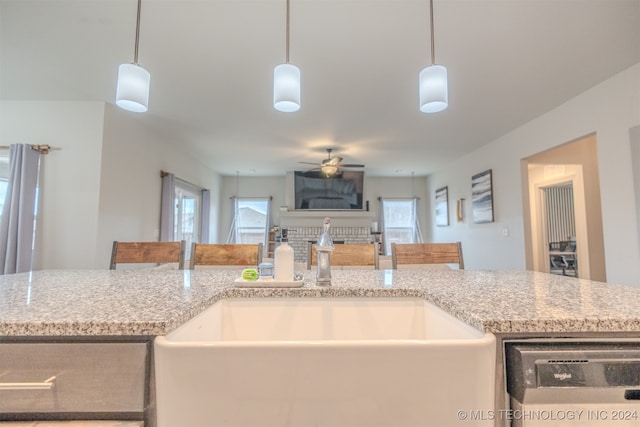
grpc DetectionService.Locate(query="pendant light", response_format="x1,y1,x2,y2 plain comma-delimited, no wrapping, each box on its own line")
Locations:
419,0,448,113
116,0,150,113
273,0,301,112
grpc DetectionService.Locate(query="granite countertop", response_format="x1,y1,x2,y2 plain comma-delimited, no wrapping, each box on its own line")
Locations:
1,269,640,337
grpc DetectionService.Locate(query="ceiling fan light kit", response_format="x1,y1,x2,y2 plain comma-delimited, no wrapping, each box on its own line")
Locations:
419,0,448,113
299,148,365,177
116,0,150,113
274,0,300,112
321,165,339,176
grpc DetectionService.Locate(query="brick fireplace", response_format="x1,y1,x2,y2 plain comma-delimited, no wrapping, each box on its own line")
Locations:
277,211,377,264
285,226,372,263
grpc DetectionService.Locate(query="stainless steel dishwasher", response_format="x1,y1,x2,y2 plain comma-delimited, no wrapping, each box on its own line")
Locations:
505,339,640,427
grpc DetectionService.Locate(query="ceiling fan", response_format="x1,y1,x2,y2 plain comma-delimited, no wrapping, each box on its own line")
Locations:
298,148,365,177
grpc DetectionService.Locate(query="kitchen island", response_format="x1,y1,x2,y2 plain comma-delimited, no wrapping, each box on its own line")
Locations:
2,269,640,427
2,269,640,336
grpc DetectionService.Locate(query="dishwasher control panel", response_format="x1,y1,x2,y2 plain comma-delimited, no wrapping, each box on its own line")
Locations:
505,339,640,427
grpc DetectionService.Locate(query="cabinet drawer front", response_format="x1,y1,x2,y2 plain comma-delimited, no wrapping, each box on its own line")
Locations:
0,343,147,414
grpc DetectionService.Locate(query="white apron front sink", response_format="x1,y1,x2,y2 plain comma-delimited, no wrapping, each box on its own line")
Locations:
155,297,496,427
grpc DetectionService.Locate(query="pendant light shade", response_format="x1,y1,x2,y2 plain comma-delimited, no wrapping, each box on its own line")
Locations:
116,0,150,113
419,0,448,113
274,63,301,112
419,64,448,113
274,0,300,112
116,63,150,113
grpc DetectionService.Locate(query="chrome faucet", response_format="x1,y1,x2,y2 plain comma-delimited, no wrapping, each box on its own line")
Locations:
315,217,334,286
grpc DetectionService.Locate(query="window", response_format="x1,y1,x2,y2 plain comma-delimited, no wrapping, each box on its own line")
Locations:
0,179,7,215
174,181,201,249
381,198,422,255
0,154,8,214
160,173,210,260
230,198,270,245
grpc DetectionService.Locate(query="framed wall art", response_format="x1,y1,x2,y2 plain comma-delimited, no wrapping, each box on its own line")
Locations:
435,186,449,226
471,169,494,224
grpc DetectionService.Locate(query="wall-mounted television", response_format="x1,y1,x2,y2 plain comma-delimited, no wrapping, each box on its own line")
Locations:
293,170,364,210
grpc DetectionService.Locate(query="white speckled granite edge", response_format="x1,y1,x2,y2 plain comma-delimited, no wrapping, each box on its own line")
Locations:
480,318,640,334
0,320,171,337
2,269,640,337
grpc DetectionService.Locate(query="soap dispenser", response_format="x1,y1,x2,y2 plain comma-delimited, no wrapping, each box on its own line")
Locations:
274,228,294,282
315,217,334,286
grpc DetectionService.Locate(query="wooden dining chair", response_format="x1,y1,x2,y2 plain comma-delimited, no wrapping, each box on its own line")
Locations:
391,242,464,269
189,243,263,269
307,242,379,269
110,240,186,270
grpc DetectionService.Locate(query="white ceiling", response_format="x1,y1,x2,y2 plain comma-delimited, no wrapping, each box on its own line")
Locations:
1,0,639,176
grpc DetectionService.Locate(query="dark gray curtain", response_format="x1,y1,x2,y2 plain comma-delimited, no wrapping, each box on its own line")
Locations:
200,189,210,243
159,172,175,242
0,144,41,274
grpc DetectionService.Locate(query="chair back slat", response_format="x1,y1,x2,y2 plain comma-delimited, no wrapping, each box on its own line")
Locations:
391,242,464,269
110,241,185,269
308,243,379,269
190,243,263,269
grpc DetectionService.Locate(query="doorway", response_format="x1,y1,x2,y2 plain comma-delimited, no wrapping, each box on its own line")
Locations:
521,133,606,282
543,183,577,277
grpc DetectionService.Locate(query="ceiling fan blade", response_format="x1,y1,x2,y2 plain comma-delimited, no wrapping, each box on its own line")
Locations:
298,161,321,166
338,164,365,168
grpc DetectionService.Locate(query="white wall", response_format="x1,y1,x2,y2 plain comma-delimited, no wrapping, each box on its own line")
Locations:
428,63,640,286
0,101,105,269
0,100,222,270
632,126,640,252
95,104,221,267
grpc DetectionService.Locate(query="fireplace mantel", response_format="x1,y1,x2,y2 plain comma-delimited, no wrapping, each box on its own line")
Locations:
278,209,376,228
279,209,376,219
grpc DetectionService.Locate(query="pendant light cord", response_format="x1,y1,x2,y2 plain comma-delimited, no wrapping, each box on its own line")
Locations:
285,0,291,63
429,0,435,65
133,0,142,64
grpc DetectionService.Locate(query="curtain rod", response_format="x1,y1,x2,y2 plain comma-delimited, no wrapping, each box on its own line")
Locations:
160,170,208,191
0,144,55,154
229,196,273,200
378,196,421,200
